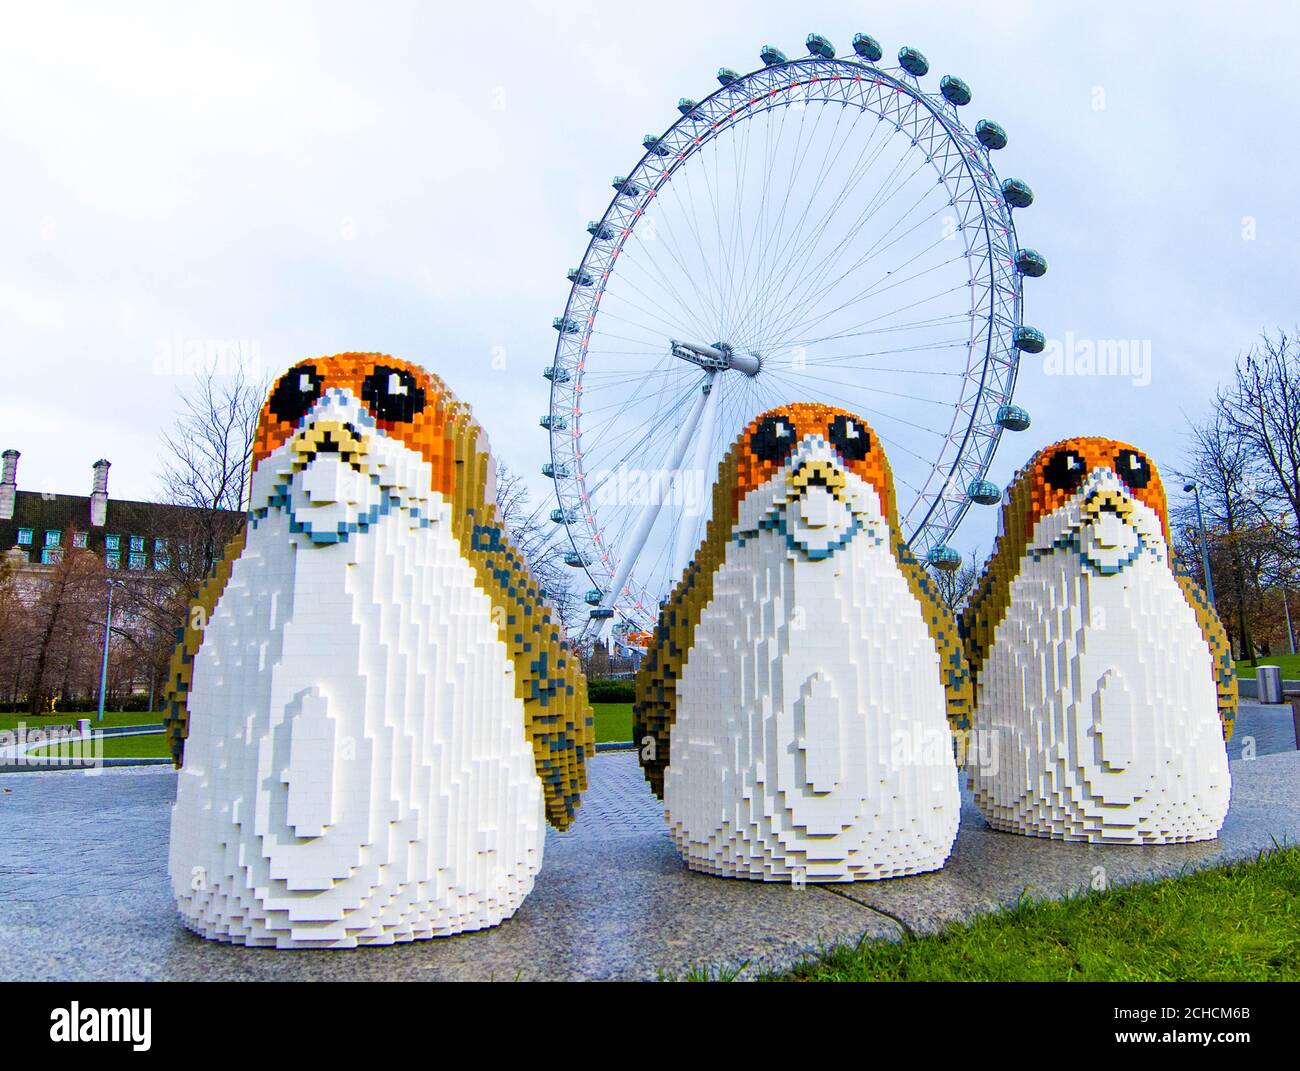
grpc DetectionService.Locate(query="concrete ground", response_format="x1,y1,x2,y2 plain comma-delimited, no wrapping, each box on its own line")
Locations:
0,702,1296,981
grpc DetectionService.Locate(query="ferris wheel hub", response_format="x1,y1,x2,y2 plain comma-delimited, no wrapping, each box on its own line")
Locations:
669,339,761,377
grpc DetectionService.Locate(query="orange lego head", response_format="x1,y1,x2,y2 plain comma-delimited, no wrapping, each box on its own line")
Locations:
247,353,471,547
731,403,897,519
717,404,900,561
1018,436,1170,544
997,436,1174,578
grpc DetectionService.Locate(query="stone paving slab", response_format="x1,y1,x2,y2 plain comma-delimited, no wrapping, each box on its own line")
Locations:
1228,701,1298,759
0,708,1295,981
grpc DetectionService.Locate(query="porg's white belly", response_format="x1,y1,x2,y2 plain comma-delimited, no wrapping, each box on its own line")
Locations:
664,529,960,881
168,505,545,946
968,553,1230,843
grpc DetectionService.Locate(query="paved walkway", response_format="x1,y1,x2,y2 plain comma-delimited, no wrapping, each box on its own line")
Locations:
0,703,1296,981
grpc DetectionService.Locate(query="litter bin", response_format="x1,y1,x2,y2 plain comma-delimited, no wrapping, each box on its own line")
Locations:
1256,665,1283,704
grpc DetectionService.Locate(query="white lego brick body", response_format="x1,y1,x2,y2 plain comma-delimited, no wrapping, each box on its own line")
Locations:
169,387,544,946
968,468,1231,843
664,437,960,882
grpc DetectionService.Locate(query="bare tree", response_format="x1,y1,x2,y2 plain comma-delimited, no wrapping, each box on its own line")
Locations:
21,549,107,713
931,546,982,616
77,366,273,708
1173,407,1264,659
160,363,267,514
156,365,266,598
1220,329,1300,553
494,463,579,634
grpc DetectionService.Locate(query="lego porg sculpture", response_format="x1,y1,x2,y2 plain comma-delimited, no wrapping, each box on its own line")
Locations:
164,353,593,947
962,437,1236,844
635,404,972,882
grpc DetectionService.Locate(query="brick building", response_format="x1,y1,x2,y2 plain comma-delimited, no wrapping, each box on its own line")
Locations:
0,449,239,576
0,449,243,709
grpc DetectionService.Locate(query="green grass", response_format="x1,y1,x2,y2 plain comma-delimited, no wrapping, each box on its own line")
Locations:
1237,656,1300,678
29,730,170,760
593,702,632,744
768,846,1300,981
7,704,637,745
0,709,163,733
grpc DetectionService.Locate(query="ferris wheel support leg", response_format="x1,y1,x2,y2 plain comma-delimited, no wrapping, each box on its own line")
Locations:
671,375,722,579
597,374,714,646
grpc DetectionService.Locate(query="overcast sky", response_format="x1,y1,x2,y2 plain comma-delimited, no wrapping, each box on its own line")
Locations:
2,0,1296,562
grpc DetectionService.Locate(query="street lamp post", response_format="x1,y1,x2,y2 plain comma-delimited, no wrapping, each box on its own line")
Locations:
1184,482,1217,610
97,579,124,723
1284,585,1296,656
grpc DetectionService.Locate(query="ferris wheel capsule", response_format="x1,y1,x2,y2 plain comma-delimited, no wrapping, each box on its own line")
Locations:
996,405,1032,432
806,33,835,59
976,119,1008,150
898,46,929,77
1015,248,1048,277
967,479,1003,505
1014,325,1047,353
852,33,883,61
940,75,972,105
927,545,962,571
1001,177,1035,208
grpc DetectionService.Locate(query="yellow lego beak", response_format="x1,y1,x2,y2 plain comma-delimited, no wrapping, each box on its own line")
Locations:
291,420,368,471
788,458,848,503
1082,487,1134,524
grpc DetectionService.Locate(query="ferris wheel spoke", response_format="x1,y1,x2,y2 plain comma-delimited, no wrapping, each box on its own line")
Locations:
579,373,698,460
586,373,702,458
673,150,733,329
758,165,954,350
699,135,741,338
598,276,724,344
778,279,971,351
719,104,765,330
760,197,957,348
795,310,972,346
759,138,939,323
593,306,715,346
631,222,728,343
734,109,911,346
728,102,800,343
634,194,728,335
762,363,963,409
737,103,831,348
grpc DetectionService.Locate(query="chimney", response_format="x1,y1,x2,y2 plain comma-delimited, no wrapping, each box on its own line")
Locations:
90,459,111,528
0,449,17,521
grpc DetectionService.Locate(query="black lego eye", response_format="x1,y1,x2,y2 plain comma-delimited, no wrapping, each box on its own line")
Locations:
1115,449,1152,490
269,364,324,424
828,414,871,461
361,366,427,423
1043,449,1088,493
751,415,798,463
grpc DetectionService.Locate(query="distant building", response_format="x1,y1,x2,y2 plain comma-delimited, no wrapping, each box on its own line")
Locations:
0,449,239,577
0,449,243,709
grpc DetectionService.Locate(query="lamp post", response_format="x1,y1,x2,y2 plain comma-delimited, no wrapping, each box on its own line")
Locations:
1284,584,1296,656
97,579,124,723
1183,482,1217,610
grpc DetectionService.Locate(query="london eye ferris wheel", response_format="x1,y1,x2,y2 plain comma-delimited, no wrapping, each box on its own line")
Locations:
542,32,1046,642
